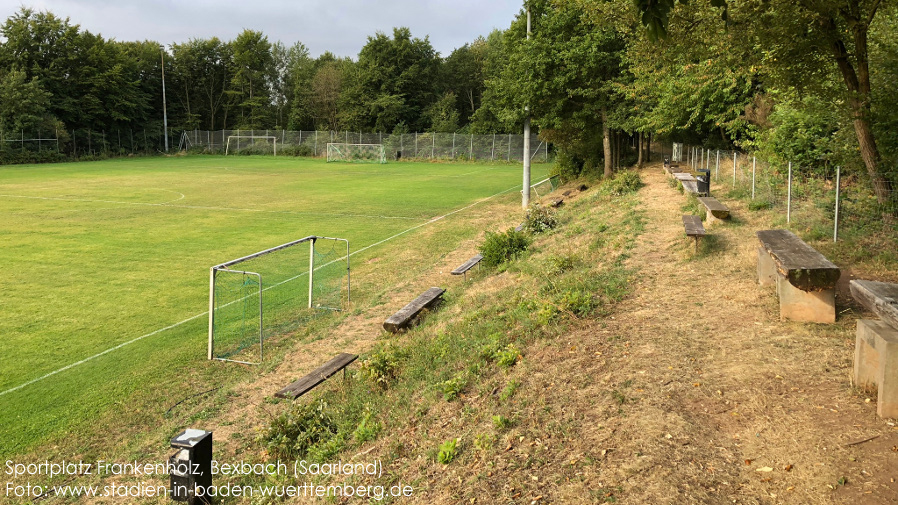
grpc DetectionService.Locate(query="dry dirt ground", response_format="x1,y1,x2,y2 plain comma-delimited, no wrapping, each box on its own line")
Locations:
557,167,898,504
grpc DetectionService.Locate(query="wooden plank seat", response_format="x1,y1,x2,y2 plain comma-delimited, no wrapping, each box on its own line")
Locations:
697,196,730,223
850,280,898,418
756,229,840,323
682,215,705,252
547,197,564,208
275,353,358,400
451,254,483,281
383,287,446,333
673,173,701,195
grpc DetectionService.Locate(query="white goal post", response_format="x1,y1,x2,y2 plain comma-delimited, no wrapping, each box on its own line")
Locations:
208,236,350,365
225,135,278,156
326,143,386,163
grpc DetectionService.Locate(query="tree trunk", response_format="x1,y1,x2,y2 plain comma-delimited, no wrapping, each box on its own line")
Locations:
637,132,644,168
824,14,895,214
602,107,612,177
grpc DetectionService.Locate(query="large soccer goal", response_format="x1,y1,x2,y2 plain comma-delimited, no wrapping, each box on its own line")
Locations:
326,143,386,163
225,135,278,156
208,236,350,365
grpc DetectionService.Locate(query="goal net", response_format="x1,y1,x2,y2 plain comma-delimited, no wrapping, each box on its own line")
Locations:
208,236,350,364
326,143,386,163
225,135,278,156
530,176,559,199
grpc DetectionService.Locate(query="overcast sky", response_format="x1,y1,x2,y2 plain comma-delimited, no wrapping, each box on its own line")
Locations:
3,1,524,57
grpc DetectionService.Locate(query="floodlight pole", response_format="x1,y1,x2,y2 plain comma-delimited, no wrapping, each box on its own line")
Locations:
522,3,532,209
161,46,169,153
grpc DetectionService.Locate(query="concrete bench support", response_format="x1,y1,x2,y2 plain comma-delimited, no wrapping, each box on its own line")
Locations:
854,319,898,418
756,230,840,323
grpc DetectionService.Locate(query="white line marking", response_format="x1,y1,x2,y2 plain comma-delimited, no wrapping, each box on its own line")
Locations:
0,183,520,397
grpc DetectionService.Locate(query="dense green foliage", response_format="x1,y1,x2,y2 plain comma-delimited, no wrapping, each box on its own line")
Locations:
478,229,531,267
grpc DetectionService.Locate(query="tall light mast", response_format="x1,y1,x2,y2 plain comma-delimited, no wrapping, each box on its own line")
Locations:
522,3,532,209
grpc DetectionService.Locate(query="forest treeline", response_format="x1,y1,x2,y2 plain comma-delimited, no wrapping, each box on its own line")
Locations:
0,1,896,203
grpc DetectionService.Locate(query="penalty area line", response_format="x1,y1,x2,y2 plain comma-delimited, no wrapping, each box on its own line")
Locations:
0,183,521,398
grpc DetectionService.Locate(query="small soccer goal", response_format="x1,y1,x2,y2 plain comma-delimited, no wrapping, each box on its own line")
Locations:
225,135,278,156
208,236,350,365
326,143,386,163
530,176,559,199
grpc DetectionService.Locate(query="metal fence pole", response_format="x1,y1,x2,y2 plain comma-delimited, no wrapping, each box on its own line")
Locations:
491,133,495,161
716,150,720,180
431,134,435,158
469,133,473,159
751,156,758,200
733,152,737,188
834,166,841,242
787,162,792,224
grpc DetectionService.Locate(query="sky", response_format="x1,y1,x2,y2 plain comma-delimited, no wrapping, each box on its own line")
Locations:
3,0,524,57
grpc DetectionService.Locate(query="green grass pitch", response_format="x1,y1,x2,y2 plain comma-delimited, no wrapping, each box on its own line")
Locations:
0,155,549,456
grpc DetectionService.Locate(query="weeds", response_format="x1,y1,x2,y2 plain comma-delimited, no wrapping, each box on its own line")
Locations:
479,229,531,267
437,438,459,464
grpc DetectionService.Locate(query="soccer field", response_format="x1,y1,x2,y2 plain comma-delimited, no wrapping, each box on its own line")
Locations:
0,155,549,456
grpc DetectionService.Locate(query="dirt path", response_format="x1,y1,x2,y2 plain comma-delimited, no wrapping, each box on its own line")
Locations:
583,166,898,504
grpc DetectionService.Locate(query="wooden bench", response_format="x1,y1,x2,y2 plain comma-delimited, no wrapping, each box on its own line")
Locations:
383,287,446,333
697,196,730,223
850,280,898,418
682,215,705,252
547,197,564,208
673,173,701,195
275,353,358,400
756,229,840,323
451,254,483,281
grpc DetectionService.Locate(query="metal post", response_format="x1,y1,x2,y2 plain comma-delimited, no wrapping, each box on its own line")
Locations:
787,162,792,224
733,152,737,188
452,132,456,158
431,134,435,158
834,166,841,242
415,132,418,157
345,239,351,305
523,4,531,209
470,133,473,159
508,133,512,161
716,150,720,179
491,133,495,161
315,130,318,156
161,46,169,152
751,156,758,200
208,268,216,360
308,238,316,309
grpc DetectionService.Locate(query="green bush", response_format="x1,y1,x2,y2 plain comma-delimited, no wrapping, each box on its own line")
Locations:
599,171,643,196
360,345,406,388
437,438,459,464
479,229,531,267
257,399,337,459
524,204,558,234
440,374,466,401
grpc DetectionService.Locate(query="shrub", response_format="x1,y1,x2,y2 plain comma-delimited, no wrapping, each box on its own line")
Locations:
524,204,558,234
437,438,459,464
440,374,466,401
257,399,337,459
599,171,643,196
495,344,521,368
359,345,406,388
479,229,531,267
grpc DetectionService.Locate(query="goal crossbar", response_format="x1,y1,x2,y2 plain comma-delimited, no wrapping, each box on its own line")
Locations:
225,135,278,156
208,235,350,364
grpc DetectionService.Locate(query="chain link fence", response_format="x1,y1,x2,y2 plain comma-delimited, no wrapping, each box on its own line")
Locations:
679,145,897,243
180,129,551,162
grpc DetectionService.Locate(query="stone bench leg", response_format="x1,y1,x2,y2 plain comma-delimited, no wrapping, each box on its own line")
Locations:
775,277,835,323
757,247,778,286
854,319,898,418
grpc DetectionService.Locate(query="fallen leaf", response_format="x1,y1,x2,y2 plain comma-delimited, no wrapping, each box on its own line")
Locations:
744,459,753,465
784,464,793,472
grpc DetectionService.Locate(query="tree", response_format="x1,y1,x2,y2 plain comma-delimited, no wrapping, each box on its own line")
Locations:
628,0,895,208
229,29,274,129
310,61,344,131
0,69,53,134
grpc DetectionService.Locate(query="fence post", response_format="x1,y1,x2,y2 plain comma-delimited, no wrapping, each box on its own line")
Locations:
834,166,841,242
508,133,511,161
733,152,737,188
470,133,473,159
452,132,456,158
716,150,720,180
415,132,418,158
751,156,758,200
787,161,792,224
491,133,495,161
432,134,435,158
